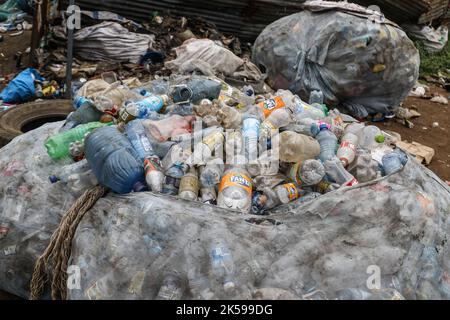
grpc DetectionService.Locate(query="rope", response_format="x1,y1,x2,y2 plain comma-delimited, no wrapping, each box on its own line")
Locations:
29,185,107,300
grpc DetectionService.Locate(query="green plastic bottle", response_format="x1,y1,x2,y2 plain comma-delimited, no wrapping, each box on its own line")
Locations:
45,122,112,159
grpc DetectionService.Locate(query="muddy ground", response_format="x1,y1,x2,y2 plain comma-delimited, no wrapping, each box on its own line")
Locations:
0,28,449,300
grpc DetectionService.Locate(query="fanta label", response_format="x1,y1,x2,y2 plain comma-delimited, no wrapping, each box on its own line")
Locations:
219,172,253,195
258,96,285,117
282,183,299,201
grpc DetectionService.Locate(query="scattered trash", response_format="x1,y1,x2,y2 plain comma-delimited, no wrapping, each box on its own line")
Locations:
432,122,439,128
430,95,449,105
0,68,43,104
403,24,449,53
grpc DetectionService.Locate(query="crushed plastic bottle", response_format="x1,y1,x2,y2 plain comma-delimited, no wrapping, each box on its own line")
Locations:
260,107,293,137
274,183,301,204
278,131,320,163
242,105,263,162
200,186,217,204
144,157,164,193
309,90,324,105
337,132,358,167
349,150,379,183
61,97,104,132
124,120,155,162
288,159,325,186
324,158,358,187
210,239,236,293
171,78,222,104
217,166,253,213
382,149,408,176
187,130,224,166
156,272,186,300
118,94,169,123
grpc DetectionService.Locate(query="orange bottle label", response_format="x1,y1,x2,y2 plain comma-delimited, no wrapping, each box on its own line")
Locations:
258,96,285,118
282,183,299,201
219,172,253,195
288,162,303,186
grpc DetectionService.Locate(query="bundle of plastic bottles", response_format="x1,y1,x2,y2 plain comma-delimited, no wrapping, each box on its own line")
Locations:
44,75,409,215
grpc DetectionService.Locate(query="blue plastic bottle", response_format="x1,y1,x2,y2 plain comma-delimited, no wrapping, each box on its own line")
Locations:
84,126,144,194
316,126,338,162
125,120,155,162
382,149,408,175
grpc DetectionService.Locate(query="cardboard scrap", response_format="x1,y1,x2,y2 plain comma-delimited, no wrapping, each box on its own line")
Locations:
396,140,435,165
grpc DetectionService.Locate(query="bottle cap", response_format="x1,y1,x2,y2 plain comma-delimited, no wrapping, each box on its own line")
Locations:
49,175,59,183
160,94,170,106
375,135,385,143
223,281,236,292
320,104,329,116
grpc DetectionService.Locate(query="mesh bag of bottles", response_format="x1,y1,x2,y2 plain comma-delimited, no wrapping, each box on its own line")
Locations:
251,1,420,118
1,122,450,300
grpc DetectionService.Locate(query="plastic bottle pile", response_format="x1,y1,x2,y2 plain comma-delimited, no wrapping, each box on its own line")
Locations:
44,76,408,214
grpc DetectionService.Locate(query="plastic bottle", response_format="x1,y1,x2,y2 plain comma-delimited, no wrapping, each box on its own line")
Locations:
156,272,186,300
45,122,111,159
278,131,320,163
200,186,217,204
274,183,301,204
178,167,199,201
257,96,287,118
344,122,365,136
164,103,194,116
358,125,385,150
337,132,358,167
242,105,264,162
60,98,104,132
316,127,338,163
217,166,253,213
200,158,225,187
246,150,279,177
118,94,169,123
187,130,224,166
283,118,321,137
217,105,242,129
382,149,408,176
162,176,180,195
144,157,164,193
324,158,358,187
260,107,293,137
171,78,222,104
84,126,145,194
143,115,196,142
288,159,325,186
251,187,280,215
49,159,91,183
349,151,379,183
225,130,243,164
211,239,236,292
336,288,373,300
219,82,255,109
293,96,328,121
124,120,155,162
309,90,324,105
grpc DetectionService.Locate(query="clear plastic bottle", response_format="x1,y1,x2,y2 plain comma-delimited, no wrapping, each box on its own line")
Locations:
260,107,293,137
316,127,338,163
200,186,217,204
242,105,263,163
274,183,301,204
49,159,98,193
124,120,155,162
293,96,328,121
171,78,222,104
309,90,324,105
187,130,224,166
288,159,325,186
257,94,289,118
324,158,358,187
217,166,253,213
358,125,385,150
335,288,373,300
344,122,365,136
200,158,225,187
156,272,186,300
217,105,242,129
178,167,199,200
283,118,321,137
210,239,236,293
224,130,243,165
278,131,321,163
323,109,344,138
337,132,358,167
144,157,164,193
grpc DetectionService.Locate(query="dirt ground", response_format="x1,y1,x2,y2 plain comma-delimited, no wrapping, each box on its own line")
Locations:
373,86,450,181
0,30,32,78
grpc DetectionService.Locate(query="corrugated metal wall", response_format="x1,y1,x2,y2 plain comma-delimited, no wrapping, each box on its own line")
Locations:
418,0,449,23
60,0,308,41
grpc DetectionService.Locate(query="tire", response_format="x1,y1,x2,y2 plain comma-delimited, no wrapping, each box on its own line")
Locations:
0,99,73,148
